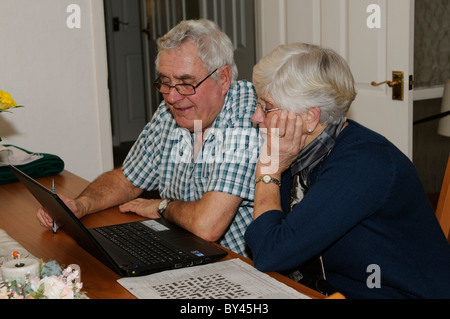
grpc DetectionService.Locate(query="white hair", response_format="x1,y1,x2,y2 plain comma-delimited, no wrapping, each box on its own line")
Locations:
253,43,357,124
155,19,238,83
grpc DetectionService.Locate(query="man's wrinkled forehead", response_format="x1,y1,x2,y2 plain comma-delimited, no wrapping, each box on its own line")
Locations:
157,71,196,82
157,42,206,81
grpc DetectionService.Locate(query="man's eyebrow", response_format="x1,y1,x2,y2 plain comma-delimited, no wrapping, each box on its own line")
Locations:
157,73,196,81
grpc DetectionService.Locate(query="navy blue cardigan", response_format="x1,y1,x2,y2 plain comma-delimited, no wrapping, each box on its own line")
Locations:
245,120,450,298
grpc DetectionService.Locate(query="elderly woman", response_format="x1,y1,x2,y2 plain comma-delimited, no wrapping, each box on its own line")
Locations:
244,43,450,298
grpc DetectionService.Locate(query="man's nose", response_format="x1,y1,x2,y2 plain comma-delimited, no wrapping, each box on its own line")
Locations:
165,87,185,104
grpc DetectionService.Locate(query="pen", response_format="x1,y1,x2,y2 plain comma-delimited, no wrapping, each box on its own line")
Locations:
52,179,57,234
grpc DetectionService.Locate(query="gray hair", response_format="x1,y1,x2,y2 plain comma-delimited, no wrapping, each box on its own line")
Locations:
252,43,357,124
155,19,238,83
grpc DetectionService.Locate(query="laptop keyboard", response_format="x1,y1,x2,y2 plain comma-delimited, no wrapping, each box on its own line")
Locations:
94,223,191,265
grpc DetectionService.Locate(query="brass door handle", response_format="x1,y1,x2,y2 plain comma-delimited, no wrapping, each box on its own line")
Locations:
371,71,404,101
371,80,400,87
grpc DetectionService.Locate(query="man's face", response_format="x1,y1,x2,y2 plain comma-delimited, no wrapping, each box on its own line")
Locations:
157,40,230,133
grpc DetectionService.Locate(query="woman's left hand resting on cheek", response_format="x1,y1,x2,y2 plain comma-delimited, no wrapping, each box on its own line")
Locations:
258,110,308,176
253,110,308,220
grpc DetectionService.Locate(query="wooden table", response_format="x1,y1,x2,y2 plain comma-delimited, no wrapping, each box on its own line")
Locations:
0,170,326,299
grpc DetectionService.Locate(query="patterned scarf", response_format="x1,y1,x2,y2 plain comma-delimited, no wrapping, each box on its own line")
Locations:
289,120,345,210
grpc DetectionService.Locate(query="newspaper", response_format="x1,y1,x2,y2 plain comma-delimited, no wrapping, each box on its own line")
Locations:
117,258,310,299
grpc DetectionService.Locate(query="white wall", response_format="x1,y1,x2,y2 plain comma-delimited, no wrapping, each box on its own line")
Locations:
0,0,112,182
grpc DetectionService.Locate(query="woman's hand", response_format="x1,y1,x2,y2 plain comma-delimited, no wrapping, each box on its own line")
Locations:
259,110,308,175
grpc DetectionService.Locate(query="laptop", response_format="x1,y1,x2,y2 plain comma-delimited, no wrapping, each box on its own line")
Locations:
10,165,227,277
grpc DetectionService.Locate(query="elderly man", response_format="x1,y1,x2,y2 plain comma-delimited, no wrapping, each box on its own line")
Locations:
37,19,258,257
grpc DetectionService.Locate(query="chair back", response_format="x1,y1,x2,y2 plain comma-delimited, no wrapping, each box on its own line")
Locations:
436,155,450,242
325,292,346,299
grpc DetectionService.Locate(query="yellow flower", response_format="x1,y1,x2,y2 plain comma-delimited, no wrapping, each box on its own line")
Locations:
0,90,23,141
0,90,18,111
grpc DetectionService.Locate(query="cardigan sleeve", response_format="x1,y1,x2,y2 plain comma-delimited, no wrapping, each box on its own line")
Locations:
245,139,395,272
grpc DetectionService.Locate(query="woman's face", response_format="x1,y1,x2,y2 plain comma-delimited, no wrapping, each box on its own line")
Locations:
251,94,317,146
251,95,282,129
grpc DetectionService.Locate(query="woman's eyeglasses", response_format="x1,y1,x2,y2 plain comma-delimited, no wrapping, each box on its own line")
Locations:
257,101,281,115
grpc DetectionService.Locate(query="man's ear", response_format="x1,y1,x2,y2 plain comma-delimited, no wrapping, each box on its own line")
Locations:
218,65,232,95
304,106,321,133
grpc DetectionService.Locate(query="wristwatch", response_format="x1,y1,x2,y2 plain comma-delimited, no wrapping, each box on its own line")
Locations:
255,175,281,187
157,199,173,217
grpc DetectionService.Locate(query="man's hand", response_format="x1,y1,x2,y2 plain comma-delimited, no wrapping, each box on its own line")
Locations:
36,168,143,230
36,195,86,230
119,198,162,219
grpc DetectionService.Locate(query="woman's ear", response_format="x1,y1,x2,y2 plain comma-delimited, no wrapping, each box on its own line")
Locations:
304,106,321,133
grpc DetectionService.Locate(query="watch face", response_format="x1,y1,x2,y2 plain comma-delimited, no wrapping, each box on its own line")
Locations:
262,175,272,183
158,199,168,210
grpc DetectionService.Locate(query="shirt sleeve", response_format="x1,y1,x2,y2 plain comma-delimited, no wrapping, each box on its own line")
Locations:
122,105,167,190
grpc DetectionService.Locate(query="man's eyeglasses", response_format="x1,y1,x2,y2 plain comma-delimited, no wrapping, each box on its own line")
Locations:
257,101,281,115
153,69,218,96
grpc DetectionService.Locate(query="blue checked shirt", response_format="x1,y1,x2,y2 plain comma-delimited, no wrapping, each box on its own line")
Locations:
122,80,259,257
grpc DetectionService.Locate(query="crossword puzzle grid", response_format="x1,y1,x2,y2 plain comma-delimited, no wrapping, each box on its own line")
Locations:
151,273,252,299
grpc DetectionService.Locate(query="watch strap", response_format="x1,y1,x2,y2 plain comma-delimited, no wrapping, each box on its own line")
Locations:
158,199,173,217
255,175,281,187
